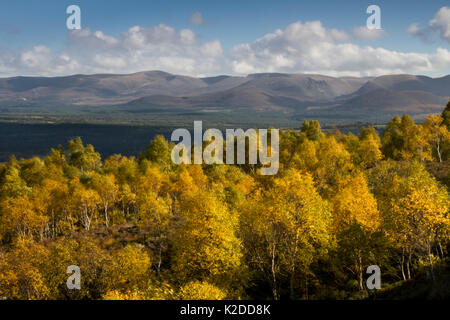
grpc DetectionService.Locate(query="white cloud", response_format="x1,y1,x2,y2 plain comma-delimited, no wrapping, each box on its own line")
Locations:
407,23,433,43
92,55,127,69
429,6,450,43
353,26,385,40
20,46,52,68
229,20,450,77
407,23,422,36
189,12,206,26
1,19,450,78
179,29,196,45
201,39,224,57
0,25,225,77
409,6,450,43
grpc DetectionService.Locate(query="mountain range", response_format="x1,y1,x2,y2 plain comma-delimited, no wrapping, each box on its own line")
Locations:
0,71,448,122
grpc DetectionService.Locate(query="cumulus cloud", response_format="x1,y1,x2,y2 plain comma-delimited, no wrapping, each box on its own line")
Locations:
1,19,450,78
229,20,450,77
353,26,385,40
0,45,81,76
429,6,450,42
189,12,206,26
0,24,225,77
408,6,450,43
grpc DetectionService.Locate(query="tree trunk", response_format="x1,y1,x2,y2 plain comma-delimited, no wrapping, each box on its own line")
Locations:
436,140,442,163
427,240,435,281
407,250,412,280
104,203,109,228
401,248,406,281
358,255,364,299
157,239,162,278
438,241,444,258
271,243,279,300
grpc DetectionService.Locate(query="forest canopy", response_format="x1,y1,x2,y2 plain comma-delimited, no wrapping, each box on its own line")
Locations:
0,107,449,300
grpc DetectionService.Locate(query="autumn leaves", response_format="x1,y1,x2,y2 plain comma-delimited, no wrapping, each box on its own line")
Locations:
0,104,449,300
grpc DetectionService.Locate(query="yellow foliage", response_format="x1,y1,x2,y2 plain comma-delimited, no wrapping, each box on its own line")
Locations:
331,173,380,233
179,281,227,300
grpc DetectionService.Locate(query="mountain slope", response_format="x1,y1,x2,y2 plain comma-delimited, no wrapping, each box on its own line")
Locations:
0,71,448,122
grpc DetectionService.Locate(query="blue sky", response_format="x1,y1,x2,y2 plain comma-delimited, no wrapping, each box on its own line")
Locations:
0,0,450,77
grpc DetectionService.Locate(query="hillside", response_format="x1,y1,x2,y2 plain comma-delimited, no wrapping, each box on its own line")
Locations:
0,71,448,124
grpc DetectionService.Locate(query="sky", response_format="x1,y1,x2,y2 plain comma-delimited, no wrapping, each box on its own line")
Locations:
0,0,450,77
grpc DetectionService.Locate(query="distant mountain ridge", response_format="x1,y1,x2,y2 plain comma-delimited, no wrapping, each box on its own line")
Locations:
0,71,448,120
